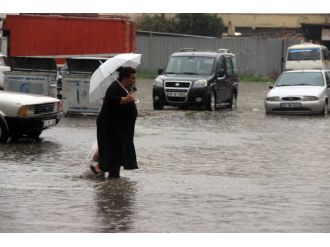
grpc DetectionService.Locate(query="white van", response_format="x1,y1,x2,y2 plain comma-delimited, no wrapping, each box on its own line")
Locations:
285,44,330,70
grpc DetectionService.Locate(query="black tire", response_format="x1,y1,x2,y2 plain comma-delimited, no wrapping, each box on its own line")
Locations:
153,102,164,110
206,90,217,111
228,92,237,109
0,118,9,144
322,101,328,117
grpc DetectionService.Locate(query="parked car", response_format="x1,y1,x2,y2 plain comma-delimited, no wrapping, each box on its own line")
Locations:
0,53,10,90
0,91,63,143
152,48,239,111
265,70,330,115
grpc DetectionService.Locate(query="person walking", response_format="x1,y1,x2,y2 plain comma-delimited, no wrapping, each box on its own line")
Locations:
90,66,138,178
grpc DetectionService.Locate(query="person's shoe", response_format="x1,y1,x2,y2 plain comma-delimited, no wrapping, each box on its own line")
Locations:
90,165,105,178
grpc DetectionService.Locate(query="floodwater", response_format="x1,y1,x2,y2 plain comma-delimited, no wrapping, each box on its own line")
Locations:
1,79,330,232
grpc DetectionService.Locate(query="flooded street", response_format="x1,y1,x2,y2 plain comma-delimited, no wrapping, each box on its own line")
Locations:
1,79,330,232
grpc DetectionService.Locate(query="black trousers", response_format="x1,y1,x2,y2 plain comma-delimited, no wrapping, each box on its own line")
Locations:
109,165,120,178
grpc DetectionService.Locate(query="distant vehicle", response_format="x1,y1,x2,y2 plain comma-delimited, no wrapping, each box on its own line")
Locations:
60,57,107,115
1,15,136,61
265,70,330,115
0,91,63,143
285,43,330,70
152,48,239,111
0,53,10,90
3,57,58,97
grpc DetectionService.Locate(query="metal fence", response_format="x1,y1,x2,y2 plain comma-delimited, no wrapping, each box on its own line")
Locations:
136,35,300,76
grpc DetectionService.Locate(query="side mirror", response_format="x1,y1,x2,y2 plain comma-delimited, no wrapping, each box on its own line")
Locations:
158,67,163,75
217,69,225,77
327,84,330,88
268,85,274,89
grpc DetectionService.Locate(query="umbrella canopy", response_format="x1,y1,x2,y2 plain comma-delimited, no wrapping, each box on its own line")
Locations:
89,53,142,103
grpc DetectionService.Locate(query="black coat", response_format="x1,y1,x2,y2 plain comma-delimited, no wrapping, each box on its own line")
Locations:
97,80,138,171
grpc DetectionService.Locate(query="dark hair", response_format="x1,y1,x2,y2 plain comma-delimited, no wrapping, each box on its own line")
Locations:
117,66,136,81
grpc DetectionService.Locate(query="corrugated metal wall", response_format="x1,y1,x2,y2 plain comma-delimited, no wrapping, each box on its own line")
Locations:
136,35,299,76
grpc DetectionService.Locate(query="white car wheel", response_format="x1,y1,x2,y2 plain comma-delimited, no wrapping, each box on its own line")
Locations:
0,118,9,143
323,102,328,117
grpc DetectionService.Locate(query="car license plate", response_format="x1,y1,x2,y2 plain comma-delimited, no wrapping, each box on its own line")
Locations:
43,119,56,128
280,103,302,108
167,92,186,97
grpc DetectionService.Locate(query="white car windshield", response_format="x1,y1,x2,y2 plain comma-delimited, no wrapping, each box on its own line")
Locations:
165,56,215,75
276,72,324,87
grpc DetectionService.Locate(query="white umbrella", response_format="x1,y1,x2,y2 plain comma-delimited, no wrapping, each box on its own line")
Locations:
89,53,142,103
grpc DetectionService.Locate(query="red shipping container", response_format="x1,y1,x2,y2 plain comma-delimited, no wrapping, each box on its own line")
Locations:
2,15,136,60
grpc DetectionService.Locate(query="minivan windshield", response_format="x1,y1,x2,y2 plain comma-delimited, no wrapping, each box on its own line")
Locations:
287,48,321,61
276,72,324,87
165,56,215,75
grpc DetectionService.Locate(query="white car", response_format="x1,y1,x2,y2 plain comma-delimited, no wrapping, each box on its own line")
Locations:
265,70,330,115
0,91,63,143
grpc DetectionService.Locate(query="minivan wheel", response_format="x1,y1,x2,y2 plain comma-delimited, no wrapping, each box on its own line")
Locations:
207,91,216,111
153,102,164,110
0,118,9,144
228,92,237,109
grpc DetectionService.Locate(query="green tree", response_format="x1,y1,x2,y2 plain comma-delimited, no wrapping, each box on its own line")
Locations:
137,14,174,33
173,13,224,37
137,13,225,37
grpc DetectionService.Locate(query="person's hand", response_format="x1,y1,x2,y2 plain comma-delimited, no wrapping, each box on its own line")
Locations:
126,93,137,103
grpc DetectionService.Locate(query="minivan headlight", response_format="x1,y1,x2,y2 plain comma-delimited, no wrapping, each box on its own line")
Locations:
266,96,281,101
153,78,163,87
301,96,319,101
18,105,34,116
193,79,208,88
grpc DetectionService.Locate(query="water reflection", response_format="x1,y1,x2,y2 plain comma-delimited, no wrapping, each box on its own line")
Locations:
0,140,62,161
95,178,137,232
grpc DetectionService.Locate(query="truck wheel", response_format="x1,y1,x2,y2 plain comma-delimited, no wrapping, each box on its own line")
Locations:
207,90,217,111
153,102,164,110
0,118,9,144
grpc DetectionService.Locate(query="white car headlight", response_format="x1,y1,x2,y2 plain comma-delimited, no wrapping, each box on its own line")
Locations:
301,96,319,101
266,96,281,101
18,105,34,116
153,78,163,87
193,79,208,88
